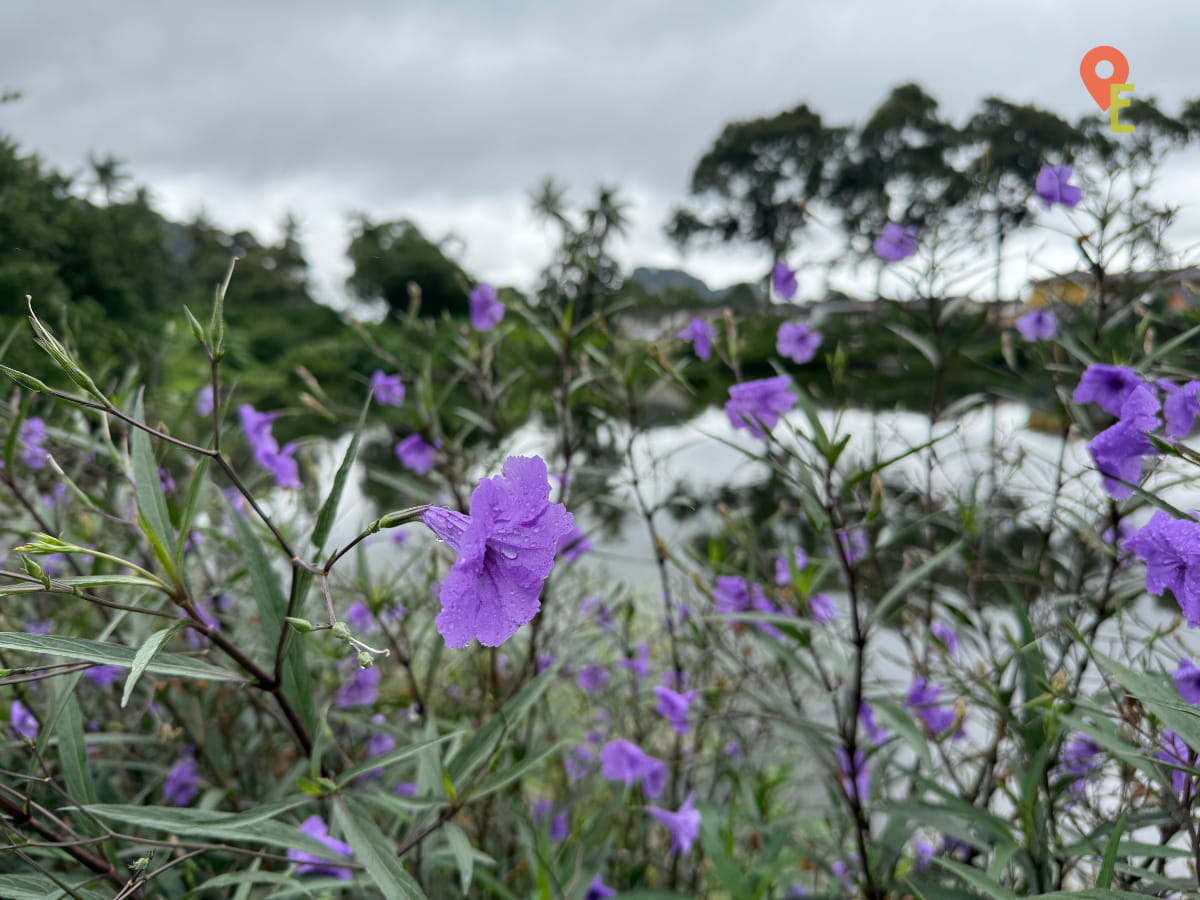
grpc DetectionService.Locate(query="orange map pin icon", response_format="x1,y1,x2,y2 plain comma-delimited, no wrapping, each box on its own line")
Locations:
1080,46,1130,111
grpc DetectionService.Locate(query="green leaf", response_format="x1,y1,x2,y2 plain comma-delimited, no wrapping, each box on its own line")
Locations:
446,667,556,784
0,875,107,900
130,391,178,580
85,801,333,855
873,540,963,622
888,323,939,366
53,678,97,806
1096,810,1127,888
333,794,427,899
442,822,474,895
0,574,168,596
122,621,185,707
231,507,314,731
337,732,461,787
934,857,1016,900
0,632,242,682
311,397,369,558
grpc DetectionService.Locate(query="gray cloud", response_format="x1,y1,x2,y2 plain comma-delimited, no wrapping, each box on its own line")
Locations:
3,0,1199,300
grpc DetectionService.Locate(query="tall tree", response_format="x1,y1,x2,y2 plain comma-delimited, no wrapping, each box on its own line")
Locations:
667,103,842,304
86,153,129,205
963,99,1086,299
345,217,471,321
534,179,629,320
829,83,970,247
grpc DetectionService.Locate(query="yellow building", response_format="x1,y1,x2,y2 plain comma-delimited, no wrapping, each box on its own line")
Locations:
1027,267,1200,311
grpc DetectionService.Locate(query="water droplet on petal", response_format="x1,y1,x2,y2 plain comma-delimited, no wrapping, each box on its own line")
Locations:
499,547,519,560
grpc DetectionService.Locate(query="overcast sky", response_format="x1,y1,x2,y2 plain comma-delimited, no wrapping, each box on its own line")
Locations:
4,0,1200,309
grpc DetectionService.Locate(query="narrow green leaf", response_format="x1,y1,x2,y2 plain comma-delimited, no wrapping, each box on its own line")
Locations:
888,323,939,366
85,802,330,855
333,795,427,899
53,678,97,806
0,632,242,682
1097,810,1127,888
130,391,178,580
873,540,963,622
0,875,106,900
230,509,314,731
173,457,211,574
311,396,369,557
337,732,461,787
122,621,184,708
934,857,1016,900
446,667,556,783
442,822,474,895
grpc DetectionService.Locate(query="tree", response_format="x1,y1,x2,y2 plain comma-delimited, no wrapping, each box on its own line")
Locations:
828,83,970,246
86,153,130,205
533,179,629,320
345,217,471,320
666,103,842,304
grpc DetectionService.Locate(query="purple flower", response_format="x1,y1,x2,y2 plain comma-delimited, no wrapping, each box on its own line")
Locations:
776,321,822,364
394,781,417,796
238,405,299,489
86,664,124,688
336,666,380,708
1059,734,1100,800
163,752,200,806
677,317,716,361
931,622,959,656
1089,422,1155,500
620,643,649,680
906,678,957,736
345,601,374,633
1015,308,1057,342
772,262,798,301
550,811,569,843
809,592,837,624
859,700,889,746
913,839,936,872
712,575,783,637
1176,658,1200,704
288,815,354,880
1035,164,1081,209
195,384,215,417
577,664,610,694
1159,380,1200,438
10,700,37,740
837,746,870,800
158,467,175,494
654,685,697,735
556,524,592,561
18,418,47,468
1155,728,1197,796
394,434,438,475
584,874,617,900
1123,511,1200,625
647,792,701,854
837,525,869,564
370,370,406,407
725,375,796,439
874,223,918,262
774,547,808,586
725,740,742,760
565,744,595,783
422,456,574,648
366,715,394,756
1073,364,1145,417
469,283,505,331
599,739,667,798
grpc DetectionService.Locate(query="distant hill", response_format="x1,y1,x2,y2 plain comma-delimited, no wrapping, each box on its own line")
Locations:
627,266,725,304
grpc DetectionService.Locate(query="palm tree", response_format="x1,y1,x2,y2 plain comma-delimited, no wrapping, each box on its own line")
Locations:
86,153,129,205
